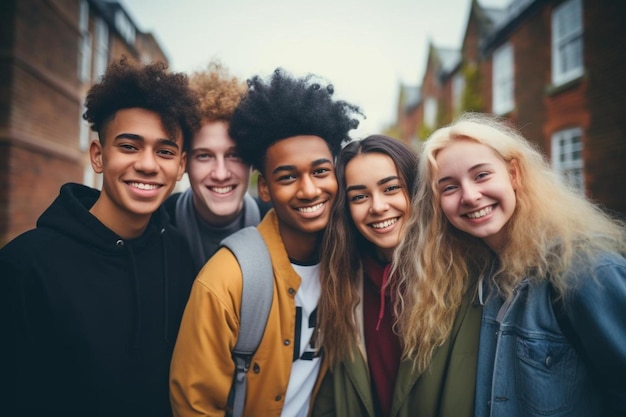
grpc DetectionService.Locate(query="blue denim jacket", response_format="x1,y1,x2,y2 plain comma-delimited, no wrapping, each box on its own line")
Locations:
474,252,626,417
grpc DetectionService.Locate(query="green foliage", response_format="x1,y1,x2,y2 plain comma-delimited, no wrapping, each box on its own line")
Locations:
382,123,402,140
418,123,434,140
461,63,484,112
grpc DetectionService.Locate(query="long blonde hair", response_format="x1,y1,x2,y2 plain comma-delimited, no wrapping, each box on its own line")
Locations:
392,112,626,373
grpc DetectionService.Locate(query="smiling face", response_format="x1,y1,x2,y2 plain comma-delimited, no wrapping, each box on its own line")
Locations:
258,135,337,259
187,121,251,226
89,107,186,238
345,152,409,262
435,139,518,252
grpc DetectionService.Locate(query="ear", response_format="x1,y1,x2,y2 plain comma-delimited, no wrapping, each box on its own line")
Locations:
509,158,520,190
177,152,187,181
257,174,272,203
89,140,104,174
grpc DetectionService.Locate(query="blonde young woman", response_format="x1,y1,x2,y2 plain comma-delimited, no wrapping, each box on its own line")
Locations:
393,112,626,417
313,135,481,417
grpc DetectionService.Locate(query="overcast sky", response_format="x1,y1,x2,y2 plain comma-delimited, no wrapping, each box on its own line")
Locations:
121,0,510,138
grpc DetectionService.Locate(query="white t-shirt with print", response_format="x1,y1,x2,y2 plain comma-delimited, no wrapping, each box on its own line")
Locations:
281,262,322,417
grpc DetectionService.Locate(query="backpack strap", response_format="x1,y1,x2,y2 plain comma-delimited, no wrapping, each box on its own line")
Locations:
220,226,274,417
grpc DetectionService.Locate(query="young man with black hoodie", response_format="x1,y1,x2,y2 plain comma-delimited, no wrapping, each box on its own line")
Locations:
169,69,363,417
0,58,201,417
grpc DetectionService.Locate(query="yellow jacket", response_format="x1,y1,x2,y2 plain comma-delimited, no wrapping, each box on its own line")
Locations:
170,210,305,416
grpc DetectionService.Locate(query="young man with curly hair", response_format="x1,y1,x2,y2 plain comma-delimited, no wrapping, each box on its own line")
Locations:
170,68,363,417
0,58,201,417
164,61,271,272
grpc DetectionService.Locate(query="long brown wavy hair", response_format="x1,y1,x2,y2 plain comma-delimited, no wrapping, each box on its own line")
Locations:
317,135,418,366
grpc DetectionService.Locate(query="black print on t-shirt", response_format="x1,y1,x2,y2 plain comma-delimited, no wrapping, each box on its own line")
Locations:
292,307,319,362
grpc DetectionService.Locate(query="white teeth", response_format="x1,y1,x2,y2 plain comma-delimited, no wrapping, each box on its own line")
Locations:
466,206,492,219
298,202,324,213
212,186,234,194
371,218,399,229
129,182,159,190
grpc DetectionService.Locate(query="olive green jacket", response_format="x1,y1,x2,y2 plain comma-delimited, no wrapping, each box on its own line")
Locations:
311,289,482,417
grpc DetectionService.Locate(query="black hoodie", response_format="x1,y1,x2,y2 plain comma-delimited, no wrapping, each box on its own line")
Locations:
0,183,197,417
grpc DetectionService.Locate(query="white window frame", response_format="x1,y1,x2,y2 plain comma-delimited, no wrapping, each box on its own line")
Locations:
78,0,91,83
115,10,136,45
423,97,438,128
79,107,90,151
94,18,109,80
452,72,465,116
551,127,584,192
492,42,514,115
551,0,584,86
83,163,103,189
83,163,95,188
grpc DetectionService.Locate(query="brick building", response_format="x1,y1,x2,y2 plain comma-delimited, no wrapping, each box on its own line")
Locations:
393,0,626,216
0,0,168,245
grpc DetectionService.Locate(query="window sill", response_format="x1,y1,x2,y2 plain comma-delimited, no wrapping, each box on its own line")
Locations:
546,71,587,96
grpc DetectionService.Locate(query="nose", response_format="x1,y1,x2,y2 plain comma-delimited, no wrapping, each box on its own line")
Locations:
210,157,231,181
296,174,321,200
134,150,159,174
369,194,389,214
460,183,481,204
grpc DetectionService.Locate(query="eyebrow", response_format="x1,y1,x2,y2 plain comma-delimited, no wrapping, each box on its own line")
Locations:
271,158,332,175
437,162,491,184
378,175,399,185
346,175,399,193
345,184,366,192
114,133,180,150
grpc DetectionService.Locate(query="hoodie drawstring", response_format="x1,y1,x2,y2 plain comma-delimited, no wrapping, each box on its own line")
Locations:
124,242,142,351
122,228,171,350
161,228,170,343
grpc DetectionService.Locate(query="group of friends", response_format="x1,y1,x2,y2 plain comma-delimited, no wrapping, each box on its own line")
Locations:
1,57,625,417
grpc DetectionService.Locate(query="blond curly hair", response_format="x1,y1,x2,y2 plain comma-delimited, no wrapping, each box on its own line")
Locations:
189,60,246,123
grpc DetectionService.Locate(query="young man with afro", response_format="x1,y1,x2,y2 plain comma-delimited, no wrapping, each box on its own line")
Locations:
0,58,201,417
164,61,271,272
170,68,363,417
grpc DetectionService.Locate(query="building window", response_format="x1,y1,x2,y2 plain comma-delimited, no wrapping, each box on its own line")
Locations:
492,42,514,115
83,163,103,189
424,97,438,128
115,10,136,45
79,108,90,151
551,127,584,192
94,18,109,80
452,73,465,116
552,0,583,86
78,0,91,83
83,163,95,188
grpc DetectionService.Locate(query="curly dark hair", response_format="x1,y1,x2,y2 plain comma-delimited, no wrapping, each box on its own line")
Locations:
82,57,201,152
228,68,364,172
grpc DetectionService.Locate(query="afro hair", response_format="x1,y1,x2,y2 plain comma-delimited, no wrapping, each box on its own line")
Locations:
228,68,364,172
82,57,201,152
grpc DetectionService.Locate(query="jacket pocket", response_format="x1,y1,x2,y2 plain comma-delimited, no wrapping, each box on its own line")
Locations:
514,336,578,415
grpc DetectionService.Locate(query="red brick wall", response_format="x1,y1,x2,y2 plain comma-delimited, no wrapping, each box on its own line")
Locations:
1,0,83,246
1,0,172,246
3,144,81,244
583,0,626,213
399,0,626,216
509,6,551,152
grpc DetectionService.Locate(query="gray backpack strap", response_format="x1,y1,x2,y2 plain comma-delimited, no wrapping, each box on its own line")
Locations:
220,226,274,417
